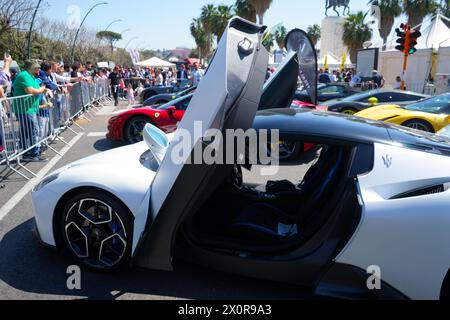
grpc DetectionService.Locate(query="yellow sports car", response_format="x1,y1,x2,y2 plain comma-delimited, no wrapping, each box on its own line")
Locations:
355,93,450,133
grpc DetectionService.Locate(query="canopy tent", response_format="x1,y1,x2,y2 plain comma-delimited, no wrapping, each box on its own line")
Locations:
416,13,450,49
168,56,180,63
135,57,175,68
318,53,352,69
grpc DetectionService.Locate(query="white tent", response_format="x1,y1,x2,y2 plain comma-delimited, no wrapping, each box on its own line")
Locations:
135,57,175,68
416,13,450,49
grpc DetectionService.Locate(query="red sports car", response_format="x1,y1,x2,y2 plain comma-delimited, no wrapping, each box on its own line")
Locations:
107,94,193,144
290,99,328,111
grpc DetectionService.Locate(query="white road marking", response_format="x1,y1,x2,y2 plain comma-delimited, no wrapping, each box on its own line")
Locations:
87,132,107,137
0,133,84,222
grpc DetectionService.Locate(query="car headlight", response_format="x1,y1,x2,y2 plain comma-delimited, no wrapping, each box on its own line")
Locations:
33,173,60,192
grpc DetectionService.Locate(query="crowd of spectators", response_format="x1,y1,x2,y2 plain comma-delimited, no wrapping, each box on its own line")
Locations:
318,68,386,89
106,62,205,106
0,54,104,162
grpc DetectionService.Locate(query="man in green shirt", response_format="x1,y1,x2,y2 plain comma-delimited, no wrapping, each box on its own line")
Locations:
13,60,50,162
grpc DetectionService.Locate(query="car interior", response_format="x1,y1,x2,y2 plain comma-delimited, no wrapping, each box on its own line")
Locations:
181,141,356,255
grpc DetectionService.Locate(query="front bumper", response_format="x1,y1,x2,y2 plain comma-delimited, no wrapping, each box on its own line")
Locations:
31,218,57,250
106,118,125,141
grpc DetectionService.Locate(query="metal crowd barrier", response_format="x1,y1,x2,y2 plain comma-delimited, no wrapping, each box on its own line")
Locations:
0,79,110,180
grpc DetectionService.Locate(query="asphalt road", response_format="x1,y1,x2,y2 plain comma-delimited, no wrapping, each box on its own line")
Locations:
0,100,321,300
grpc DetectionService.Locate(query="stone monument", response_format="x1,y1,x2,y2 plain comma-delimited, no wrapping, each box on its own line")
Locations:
320,0,351,63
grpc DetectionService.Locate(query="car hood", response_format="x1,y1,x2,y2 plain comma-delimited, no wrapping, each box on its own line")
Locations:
63,142,149,172
356,104,427,120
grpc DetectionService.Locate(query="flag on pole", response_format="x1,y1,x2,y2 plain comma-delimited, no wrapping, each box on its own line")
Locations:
324,55,328,70
341,51,347,71
127,49,141,65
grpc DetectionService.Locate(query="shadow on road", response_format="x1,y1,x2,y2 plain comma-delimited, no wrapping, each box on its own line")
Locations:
0,219,319,300
93,139,126,152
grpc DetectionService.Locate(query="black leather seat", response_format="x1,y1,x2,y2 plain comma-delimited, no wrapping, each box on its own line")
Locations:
231,147,345,240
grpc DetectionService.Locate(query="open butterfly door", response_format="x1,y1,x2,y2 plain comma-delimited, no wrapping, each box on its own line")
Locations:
258,28,318,111
134,17,269,270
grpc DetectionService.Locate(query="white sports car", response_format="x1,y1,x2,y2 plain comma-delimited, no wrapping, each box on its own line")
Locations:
32,18,450,300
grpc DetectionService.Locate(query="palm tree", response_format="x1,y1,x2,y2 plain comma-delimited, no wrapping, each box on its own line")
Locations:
402,0,439,29
212,5,234,43
262,32,275,52
306,24,321,47
342,11,373,64
235,0,256,22
369,0,402,50
200,4,217,58
190,18,207,63
274,25,287,50
249,0,273,24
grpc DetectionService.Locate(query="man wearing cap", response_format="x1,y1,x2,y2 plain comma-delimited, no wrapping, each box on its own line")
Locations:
12,60,50,162
372,70,385,88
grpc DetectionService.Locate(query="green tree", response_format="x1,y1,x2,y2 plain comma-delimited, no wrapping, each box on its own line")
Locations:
235,0,256,22
249,0,273,24
342,11,373,64
96,31,122,52
200,4,217,58
402,0,439,29
274,25,287,50
190,18,207,63
262,32,275,52
369,0,402,50
306,24,321,47
212,5,234,43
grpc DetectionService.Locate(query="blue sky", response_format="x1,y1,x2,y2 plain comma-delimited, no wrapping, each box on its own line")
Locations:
41,0,405,50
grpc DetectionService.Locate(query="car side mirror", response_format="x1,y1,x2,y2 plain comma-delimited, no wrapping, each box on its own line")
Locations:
167,106,176,113
143,123,169,165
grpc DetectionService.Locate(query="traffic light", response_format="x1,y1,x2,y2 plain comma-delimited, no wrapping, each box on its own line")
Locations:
395,25,407,52
395,23,422,55
408,29,422,55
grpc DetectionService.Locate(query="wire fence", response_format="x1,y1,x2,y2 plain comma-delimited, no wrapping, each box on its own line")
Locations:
0,79,111,180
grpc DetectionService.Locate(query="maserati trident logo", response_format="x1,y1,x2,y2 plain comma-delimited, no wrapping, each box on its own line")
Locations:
382,155,392,168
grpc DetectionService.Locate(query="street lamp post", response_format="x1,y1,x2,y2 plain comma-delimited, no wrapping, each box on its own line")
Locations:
104,19,122,31
125,37,139,49
70,2,108,64
27,0,43,60
121,29,132,36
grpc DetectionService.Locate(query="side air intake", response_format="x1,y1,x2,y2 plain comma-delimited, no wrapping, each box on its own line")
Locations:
391,184,448,200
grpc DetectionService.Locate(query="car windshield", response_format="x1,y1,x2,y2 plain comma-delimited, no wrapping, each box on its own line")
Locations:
156,94,193,110
402,95,450,114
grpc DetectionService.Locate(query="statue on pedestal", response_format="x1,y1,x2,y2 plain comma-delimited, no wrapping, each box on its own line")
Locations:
325,0,351,17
